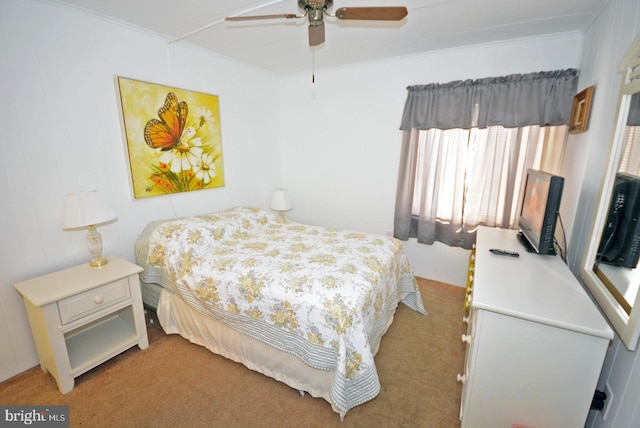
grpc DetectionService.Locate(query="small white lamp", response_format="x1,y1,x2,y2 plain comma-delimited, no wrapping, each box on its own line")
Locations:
63,190,117,268
270,188,292,217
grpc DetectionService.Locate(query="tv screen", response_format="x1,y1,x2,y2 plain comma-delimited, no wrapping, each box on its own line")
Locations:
517,169,564,255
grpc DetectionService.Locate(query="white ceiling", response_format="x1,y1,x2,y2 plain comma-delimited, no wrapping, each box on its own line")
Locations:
50,0,609,74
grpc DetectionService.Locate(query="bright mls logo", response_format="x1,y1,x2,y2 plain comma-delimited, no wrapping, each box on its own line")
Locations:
1,406,68,427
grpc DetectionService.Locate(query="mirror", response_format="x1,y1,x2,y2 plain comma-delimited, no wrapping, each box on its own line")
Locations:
581,33,640,350
593,91,640,314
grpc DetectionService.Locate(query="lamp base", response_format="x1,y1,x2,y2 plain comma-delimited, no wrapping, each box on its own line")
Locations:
86,225,108,268
90,257,109,268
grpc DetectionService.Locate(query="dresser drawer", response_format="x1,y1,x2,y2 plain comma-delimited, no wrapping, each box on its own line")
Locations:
58,278,131,324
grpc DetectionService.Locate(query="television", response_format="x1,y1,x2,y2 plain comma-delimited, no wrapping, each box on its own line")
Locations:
517,169,565,255
597,172,640,268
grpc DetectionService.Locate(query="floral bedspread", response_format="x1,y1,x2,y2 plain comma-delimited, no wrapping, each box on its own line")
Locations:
135,206,426,417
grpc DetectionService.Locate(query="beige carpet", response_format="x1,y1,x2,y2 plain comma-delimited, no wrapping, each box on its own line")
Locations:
0,278,466,427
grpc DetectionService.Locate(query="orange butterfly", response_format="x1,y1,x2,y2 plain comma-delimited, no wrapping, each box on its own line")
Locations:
144,93,188,150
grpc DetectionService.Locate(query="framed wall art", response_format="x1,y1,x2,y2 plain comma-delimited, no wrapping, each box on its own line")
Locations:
117,77,224,199
569,85,595,134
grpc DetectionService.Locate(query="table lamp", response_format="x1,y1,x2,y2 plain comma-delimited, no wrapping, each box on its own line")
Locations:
63,190,117,267
270,188,292,217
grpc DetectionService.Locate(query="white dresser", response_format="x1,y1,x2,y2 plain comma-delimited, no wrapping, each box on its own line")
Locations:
459,227,614,428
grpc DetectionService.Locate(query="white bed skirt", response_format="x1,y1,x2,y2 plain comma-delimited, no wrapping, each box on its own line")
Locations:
156,289,340,413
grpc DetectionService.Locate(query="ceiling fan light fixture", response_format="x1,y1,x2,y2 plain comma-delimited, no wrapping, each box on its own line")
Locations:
308,22,325,46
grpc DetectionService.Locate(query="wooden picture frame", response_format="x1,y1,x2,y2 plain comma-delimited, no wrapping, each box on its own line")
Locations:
569,86,595,134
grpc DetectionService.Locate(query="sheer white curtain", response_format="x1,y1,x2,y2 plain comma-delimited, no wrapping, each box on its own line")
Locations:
620,92,640,175
394,69,577,249
620,126,640,175
407,125,566,248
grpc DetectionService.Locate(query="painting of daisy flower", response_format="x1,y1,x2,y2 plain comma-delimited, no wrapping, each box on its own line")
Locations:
117,77,225,199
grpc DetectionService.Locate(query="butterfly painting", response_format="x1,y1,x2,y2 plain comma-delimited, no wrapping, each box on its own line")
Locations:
117,77,225,199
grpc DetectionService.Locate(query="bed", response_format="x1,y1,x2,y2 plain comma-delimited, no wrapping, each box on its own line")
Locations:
134,206,426,419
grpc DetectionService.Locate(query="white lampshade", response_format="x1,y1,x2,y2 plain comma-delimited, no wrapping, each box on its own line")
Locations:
270,188,292,214
63,191,117,230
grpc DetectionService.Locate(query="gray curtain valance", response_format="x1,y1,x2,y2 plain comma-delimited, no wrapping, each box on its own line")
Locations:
400,69,579,130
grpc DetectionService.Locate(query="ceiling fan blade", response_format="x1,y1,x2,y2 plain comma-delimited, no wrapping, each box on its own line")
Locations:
335,7,408,21
308,22,325,46
226,13,298,22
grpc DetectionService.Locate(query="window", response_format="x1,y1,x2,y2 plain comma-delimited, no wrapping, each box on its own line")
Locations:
410,125,567,229
619,126,640,175
394,69,577,249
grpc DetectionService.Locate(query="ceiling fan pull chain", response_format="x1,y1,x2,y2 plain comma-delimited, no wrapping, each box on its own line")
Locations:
312,47,315,83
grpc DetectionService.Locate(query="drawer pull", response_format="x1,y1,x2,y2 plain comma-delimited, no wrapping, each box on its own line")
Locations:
94,296,104,305
462,316,469,324
457,373,467,383
461,334,471,344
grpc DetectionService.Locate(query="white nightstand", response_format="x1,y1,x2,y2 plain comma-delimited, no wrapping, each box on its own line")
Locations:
14,257,149,393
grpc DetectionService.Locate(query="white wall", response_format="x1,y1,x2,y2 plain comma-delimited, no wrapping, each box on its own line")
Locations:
278,33,583,286
0,0,281,381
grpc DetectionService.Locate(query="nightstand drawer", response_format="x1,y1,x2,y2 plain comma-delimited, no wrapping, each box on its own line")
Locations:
58,278,130,324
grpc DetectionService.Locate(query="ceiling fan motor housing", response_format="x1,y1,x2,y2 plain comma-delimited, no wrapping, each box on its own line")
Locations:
298,0,333,11
308,9,323,25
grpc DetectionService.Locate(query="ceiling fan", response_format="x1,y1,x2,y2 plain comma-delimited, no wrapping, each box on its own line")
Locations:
225,0,408,47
